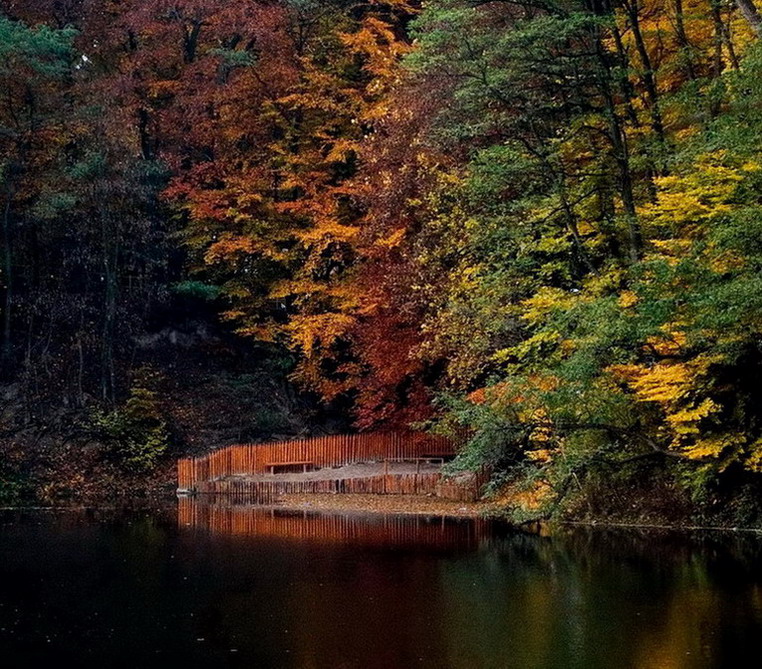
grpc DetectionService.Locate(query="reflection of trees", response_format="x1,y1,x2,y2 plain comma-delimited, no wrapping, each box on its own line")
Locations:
435,529,762,669
177,501,762,668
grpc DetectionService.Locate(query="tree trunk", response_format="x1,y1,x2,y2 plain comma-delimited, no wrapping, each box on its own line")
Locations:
611,24,642,127
674,0,697,80
589,17,644,261
734,0,762,35
710,0,726,117
623,0,666,144
2,194,13,369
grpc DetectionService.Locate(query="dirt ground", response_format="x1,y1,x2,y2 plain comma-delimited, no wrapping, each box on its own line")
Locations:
275,492,503,517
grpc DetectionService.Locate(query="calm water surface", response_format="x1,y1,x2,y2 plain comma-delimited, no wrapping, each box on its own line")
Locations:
1,502,761,668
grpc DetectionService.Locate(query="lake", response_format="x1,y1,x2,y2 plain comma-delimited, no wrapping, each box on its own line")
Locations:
1,502,761,668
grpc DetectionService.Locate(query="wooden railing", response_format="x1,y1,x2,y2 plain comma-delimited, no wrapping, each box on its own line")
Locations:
177,431,458,491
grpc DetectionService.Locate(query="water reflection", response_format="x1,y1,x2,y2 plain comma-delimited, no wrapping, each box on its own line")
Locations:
178,499,762,668
1,505,762,668
178,496,488,550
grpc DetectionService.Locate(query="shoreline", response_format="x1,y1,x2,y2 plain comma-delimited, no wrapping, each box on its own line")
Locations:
263,494,762,533
273,492,503,518
7,492,762,534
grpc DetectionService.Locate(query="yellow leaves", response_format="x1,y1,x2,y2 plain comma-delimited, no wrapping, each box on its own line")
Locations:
618,290,638,308
707,248,745,274
611,351,719,406
286,312,356,355
325,139,358,164
745,440,762,473
531,234,571,254
527,408,554,444
526,449,553,463
335,14,409,125
627,360,694,403
270,279,360,307
646,238,692,266
494,330,561,364
728,12,759,54
520,287,574,326
608,349,738,462
501,479,554,513
741,160,762,173
646,329,686,357
665,399,720,436
637,149,761,287
583,267,625,296
294,219,359,244
683,433,745,461
373,227,406,249
235,322,278,343
641,152,743,230
339,15,411,82
577,221,596,236
673,126,701,143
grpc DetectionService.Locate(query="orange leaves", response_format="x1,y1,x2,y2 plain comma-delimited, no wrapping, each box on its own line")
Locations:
286,312,357,356
618,290,639,309
373,227,407,249
204,233,285,265
159,2,421,427
339,15,412,86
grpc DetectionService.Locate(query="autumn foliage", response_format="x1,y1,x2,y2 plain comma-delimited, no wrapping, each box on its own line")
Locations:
5,0,762,511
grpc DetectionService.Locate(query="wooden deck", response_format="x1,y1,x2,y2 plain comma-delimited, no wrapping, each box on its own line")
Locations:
177,431,486,502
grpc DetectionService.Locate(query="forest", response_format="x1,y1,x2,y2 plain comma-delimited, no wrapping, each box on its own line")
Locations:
3,0,762,521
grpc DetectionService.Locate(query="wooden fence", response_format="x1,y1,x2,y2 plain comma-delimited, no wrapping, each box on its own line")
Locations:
177,431,458,491
188,471,487,502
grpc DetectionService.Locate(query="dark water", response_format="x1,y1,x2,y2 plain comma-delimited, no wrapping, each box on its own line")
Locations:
1,504,762,668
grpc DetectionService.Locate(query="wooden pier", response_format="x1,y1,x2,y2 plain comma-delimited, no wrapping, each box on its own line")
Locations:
177,431,487,502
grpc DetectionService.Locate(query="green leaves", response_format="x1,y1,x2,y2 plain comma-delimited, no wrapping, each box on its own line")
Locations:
0,16,76,79
91,370,171,473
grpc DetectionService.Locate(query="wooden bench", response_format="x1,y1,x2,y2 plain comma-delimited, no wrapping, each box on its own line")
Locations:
265,461,314,475
423,453,455,462
386,456,445,464
383,456,446,476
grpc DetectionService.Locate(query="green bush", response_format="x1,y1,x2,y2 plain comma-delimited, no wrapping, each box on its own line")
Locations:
92,369,170,472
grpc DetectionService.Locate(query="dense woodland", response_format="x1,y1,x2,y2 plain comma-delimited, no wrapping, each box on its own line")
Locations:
3,0,762,518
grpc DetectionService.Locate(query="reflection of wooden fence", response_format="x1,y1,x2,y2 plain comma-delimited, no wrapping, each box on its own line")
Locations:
178,497,489,549
177,432,458,491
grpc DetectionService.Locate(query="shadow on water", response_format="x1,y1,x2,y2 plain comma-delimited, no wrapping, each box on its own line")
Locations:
1,501,762,668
